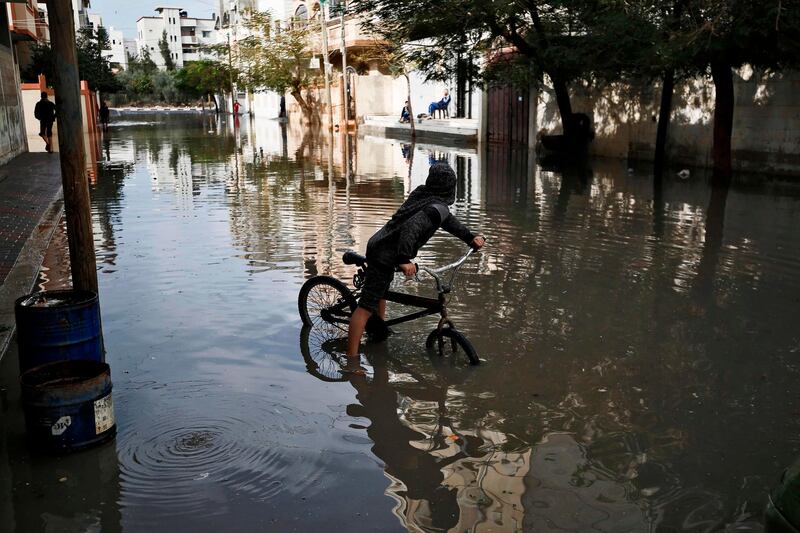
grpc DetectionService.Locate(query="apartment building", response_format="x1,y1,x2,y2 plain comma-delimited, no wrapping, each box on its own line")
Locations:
102,27,127,71
136,7,216,70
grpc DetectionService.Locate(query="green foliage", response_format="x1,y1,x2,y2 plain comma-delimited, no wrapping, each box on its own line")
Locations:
159,30,176,71
174,59,232,97
77,26,122,93
235,10,320,113
130,48,158,76
21,42,54,83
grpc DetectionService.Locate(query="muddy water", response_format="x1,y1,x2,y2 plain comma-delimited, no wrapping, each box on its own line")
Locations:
1,113,800,532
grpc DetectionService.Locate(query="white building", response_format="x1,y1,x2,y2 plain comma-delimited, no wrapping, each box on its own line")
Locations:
214,1,297,115
136,6,217,70
71,0,90,32
86,12,102,32
102,27,127,71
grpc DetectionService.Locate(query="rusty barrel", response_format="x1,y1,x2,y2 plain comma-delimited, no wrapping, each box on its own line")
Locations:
21,360,115,453
15,289,104,374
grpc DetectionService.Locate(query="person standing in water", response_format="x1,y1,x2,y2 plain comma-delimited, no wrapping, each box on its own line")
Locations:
99,101,110,132
34,92,56,152
344,162,485,373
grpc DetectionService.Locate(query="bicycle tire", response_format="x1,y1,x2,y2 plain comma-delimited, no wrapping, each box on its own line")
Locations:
298,275,357,329
299,326,349,383
425,327,480,366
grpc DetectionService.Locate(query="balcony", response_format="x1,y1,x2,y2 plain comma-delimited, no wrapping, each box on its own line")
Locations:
8,1,40,41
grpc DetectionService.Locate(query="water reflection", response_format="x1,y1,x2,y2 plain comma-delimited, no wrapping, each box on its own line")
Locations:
3,113,797,531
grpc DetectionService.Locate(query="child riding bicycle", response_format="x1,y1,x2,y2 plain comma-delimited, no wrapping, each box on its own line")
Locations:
345,162,485,372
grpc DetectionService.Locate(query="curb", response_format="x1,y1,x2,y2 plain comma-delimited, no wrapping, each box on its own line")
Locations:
0,188,64,363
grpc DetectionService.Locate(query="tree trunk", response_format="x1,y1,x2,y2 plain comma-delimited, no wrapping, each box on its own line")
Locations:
291,89,314,121
710,61,734,185
654,70,675,170
550,74,574,139
404,73,415,140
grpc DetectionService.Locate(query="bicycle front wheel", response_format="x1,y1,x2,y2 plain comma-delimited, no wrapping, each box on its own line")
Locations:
298,276,357,334
425,327,480,366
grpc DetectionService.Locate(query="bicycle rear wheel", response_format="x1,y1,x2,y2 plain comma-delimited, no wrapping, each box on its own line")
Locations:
298,276,357,336
425,327,480,366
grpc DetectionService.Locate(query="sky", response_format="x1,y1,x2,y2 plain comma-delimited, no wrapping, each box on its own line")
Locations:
88,0,218,38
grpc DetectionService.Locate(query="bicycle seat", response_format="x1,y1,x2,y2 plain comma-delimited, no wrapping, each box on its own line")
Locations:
342,251,367,267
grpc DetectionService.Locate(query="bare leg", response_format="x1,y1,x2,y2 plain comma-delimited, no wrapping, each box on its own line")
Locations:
377,299,386,320
47,136,53,151
346,306,372,358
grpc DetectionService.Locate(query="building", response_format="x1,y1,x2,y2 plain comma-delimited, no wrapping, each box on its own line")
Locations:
86,11,101,32
136,6,217,70
102,27,127,71
0,2,28,164
6,0,49,73
71,0,90,32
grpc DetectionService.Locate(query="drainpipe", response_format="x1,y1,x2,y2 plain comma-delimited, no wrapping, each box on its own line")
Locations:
340,0,348,128
319,0,333,131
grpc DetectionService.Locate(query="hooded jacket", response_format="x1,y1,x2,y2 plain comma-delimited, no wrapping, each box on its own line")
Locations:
366,162,475,267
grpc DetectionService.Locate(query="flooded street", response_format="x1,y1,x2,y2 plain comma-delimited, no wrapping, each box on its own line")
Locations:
2,113,800,532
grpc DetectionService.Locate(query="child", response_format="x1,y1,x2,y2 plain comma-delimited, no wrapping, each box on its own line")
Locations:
345,162,485,372
399,101,411,123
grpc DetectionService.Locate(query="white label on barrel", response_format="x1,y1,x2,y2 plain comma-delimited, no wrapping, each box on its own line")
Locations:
94,394,114,434
51,416,72,435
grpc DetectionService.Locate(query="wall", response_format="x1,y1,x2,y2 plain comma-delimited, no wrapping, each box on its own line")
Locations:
0,10,27,165
535,69,800,174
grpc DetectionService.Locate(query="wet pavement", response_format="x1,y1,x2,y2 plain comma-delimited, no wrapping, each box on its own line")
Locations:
1,113,800,532
0,153,61,284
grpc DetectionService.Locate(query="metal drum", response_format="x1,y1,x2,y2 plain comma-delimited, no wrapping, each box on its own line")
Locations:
21,360,115,453
15,289,104,373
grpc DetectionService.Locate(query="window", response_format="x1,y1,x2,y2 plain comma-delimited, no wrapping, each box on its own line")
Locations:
202,31,210,37
293,4,308,27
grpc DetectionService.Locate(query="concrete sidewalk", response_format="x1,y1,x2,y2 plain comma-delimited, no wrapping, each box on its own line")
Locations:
361,115,480,147
0,152,64,360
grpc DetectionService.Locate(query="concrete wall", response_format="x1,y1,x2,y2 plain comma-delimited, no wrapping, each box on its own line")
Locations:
353,68,483,122
535,68,800,174
0,20,27,165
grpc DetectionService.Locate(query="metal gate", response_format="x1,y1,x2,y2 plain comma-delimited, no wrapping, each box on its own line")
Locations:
486,85,529,146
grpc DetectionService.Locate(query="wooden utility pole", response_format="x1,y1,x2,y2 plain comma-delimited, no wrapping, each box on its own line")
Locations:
319,0,333,131
45,0,98,294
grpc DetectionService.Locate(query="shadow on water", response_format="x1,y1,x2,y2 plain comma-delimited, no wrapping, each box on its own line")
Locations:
3,113,799,531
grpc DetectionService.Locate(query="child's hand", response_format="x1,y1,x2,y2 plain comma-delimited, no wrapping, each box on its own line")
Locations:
471,236,486,250
399,262,417,278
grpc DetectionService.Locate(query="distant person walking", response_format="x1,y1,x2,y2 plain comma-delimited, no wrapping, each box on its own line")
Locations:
99,101,110,132
34,91,56,153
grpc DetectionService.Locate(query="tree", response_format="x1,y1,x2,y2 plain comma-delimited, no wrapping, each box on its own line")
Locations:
234,10,321,120
353,41,419,139
21,42,54,82
159,30,176,71
174,60,233,113
76,26,122,93
352,0,603,144
672,0,799,182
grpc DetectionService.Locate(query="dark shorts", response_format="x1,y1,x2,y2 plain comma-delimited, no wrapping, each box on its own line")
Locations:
39,121,53,137
358,265,394,313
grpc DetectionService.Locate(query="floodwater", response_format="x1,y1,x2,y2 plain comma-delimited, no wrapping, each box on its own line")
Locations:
2,113,800,532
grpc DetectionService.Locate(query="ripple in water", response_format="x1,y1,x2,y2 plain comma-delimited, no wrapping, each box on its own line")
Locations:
116,386,332,522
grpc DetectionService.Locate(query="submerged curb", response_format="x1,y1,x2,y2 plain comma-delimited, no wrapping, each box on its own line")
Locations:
0,191,64,363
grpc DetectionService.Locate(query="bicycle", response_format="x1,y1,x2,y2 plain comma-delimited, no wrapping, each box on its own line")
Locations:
298,248,481,366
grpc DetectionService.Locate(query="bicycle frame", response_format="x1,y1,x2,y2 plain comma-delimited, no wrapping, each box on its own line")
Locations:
320,249,475,329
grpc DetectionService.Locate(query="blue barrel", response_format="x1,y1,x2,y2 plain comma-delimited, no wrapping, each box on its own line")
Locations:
21,360,115,453
15,289,104,374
